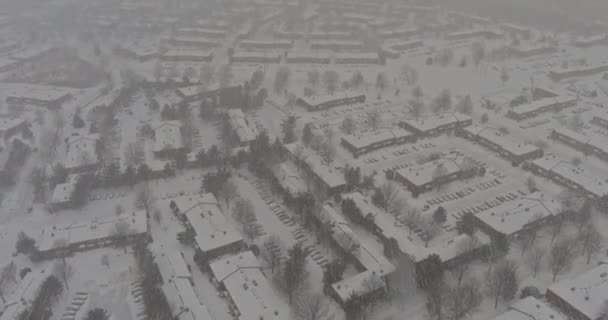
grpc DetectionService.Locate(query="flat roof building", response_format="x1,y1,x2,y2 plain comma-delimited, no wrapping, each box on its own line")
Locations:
341,127,416,158
296,92,365,111
399,112,472,138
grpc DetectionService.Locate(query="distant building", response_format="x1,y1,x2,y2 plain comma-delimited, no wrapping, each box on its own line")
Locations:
507,95,577,121
161,49,214,62
229,51,281,64
456,124,543,165
176,27,227,39
208,251,290,320
296,92,365,111
549,64,608,81
0,57,20,73
310,40,366,51
163,36,221,49
399,112,472,138
546,264,608,320
334,52,383,65
239,39,293,50
112,44,158,61
506,45,557,58
500,23,531,39
591,114,608,130
527,154,608,201
6,86,72,109
550,128,608,162
573,34,608,48
49,174,78,210
0,117,27,139
341,127,416,158
285,51,331,64
170,194,244,260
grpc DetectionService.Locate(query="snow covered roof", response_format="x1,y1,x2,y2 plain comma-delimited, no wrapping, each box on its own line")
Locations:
342,127,413,150
64,134,100,171
9,45,53,61
272,161,308,196
297,91,364,106
163,278,214,320
227,109,259,143
395,156,470,187
531,154,608,198
162,49,214,58
400,112,471,134
231,51,281,59
174,194,244,254
548,264,608,320
283,143,346,189
552,127,608,154
153,121,184,153
209,251,289,320
5,85,73,103
492,297,566,320
0,117,25,133
0,271,46,320
510,95,576,116
50,174,78,205
37,210,148,252
476,192,562,236
461,124,539,157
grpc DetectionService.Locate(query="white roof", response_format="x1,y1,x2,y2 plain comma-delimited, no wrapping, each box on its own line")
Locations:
239,39,293,46
396,156,470,187
231,51,281,59
476,192,561,236
0,117,25,132
37,210,148,252
153,121,184,153
283,143,346,189
492,297,566,320
177,27,226,36
50,174,78,205
297,91,363,106
64,134,100,170
462,125,539,157
167,36,220,46
401,112,471,133
6,84,72,102
273,161,308,195
175,194,243,254
548,264,608,320
510,96,576,116
342,127,412,150
320,201,395,301
531,154,608,198
163,278,214,320
209,251,289,320
168,252,192,279
0,271,46,320
162,49,214,58
227,109,259,143
285,51,332,60
553,127,608,154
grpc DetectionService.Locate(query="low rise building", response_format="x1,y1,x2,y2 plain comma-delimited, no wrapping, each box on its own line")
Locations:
239,39,293,50
527,154,608,201
229,51,281,64
161,49,214,62
334,52,383,65
283,143,346,196
399,112,472,138
285,51,331,64
310,40,366,51
549,64,608,81
573,34,608,48
170,194,245,260
152,121,185,157
507,95,577,121
475,192,562,240
341,127,416,158
395,155,483,196
591,114,608,130
456,124,543,165
492,297,566,320
6,86,73,109
64,134,101,173
209,251,290,320
272,161,309,196
550,127,608,162
296,92,365,111
36,210,148,259
227,109,259,146
546,264,608,320
0,117,26,139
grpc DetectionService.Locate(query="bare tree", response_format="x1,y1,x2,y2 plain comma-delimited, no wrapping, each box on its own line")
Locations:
444,278,482,320
578,223,603,264
124,142,144,168
111,221,131,253
322,70,340,94
380,181,404,214
485,259,518,309
293,291,334,320
134,183,155,215
54,258,74,290
341,116,357,135
264,235,285,274
199,64,215,87
219,180,238,208
101,254,110,268
217,64,234,88
550,239,575,281
525,245,544,278
320,140,336,166
451,236,480,286
362,273,385,313
367,110,382,130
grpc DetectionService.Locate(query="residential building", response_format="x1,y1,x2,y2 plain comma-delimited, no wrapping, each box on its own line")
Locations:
229,51,281,64
152,121,185,158
341,127,416,158
492,297,566,320
549,64,608,81
550,128,608,162
546,264,608,320
399,112,472,138
283,143,346,196
296,92,366,111
64,134,101,173
507,95,577,121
